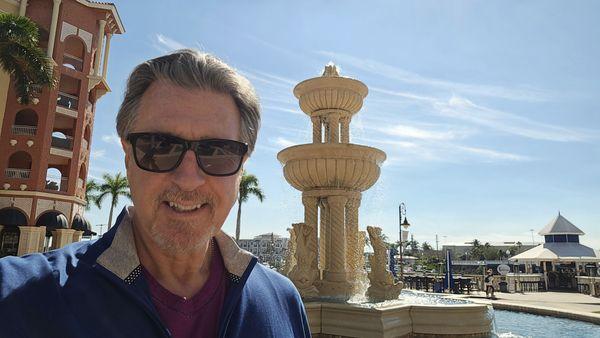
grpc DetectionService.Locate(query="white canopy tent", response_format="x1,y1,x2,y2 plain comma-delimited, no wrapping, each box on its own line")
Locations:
509,243,600,264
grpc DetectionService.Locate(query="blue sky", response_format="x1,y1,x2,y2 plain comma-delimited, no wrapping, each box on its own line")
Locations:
87,0,600,249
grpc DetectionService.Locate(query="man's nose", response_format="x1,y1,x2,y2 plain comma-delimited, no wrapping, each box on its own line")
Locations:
170,150,207,190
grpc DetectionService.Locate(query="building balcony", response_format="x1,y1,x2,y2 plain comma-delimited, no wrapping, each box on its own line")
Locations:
51,135,74,150
62,53,83,72
45,177,69,192
11,125,37,136
5,168,31,179
56,92,79,111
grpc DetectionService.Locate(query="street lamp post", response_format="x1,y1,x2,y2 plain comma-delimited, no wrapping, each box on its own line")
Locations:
398,203,410,281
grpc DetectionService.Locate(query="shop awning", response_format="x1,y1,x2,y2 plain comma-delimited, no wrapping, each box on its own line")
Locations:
71,214,96,236
0,208,27,227
36,212,68,236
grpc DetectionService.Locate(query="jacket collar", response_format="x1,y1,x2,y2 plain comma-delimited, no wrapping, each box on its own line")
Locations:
96,207,255,284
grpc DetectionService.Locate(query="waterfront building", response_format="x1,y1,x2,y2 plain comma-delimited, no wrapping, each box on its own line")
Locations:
509,213,600,291
237,233,289,267
0,0,124,257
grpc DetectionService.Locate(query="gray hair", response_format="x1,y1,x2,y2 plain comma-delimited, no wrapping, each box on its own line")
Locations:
116,49,261,153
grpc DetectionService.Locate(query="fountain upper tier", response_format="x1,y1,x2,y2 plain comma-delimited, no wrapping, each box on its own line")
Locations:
277,143,386,192
294,64,368,116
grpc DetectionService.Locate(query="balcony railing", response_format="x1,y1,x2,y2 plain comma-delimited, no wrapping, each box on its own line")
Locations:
57,91,79,110
62,53,83,72
51,135,74,150
11,125,37,136
5,168,31,179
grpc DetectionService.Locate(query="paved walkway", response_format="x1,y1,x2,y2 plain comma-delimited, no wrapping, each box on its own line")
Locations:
456,291,600,324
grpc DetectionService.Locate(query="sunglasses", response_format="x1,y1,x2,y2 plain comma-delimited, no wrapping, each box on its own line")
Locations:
126,132,248,176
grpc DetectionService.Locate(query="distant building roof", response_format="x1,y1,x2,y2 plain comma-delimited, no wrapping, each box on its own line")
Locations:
538,213,585,236
509,243,600,262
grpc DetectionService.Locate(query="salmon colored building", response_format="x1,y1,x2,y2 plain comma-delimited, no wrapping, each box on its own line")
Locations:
0,0,124,257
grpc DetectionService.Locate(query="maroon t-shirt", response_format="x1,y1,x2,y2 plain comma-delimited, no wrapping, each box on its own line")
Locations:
143,244,227,338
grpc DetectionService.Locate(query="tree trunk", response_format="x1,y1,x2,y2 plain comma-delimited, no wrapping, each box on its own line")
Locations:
235,200,242,241
107,196,116,231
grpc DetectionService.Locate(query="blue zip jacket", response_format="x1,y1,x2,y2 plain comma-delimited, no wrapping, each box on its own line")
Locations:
0,207,311,338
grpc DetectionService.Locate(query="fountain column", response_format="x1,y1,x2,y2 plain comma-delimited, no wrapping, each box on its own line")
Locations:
328,112,341,143
311,116,321,143
302,195,319,272
341,116,350,143
319,198,329,274
345,197,361,273
321,195,352,298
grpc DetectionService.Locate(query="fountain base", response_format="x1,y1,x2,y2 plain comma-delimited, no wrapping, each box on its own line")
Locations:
305,301,492,337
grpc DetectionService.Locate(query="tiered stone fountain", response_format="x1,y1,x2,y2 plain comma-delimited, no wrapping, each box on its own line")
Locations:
278,65,492,337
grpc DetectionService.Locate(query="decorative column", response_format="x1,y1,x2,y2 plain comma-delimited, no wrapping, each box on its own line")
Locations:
302,195,319,271
323,119,330,144
345,197,361,273
47,0,62,59
101,33,112,78
94,20,107,76
323,195,348,279
52,229,76,249
72,230,84,243
328,112,340,143
19,0,28,16
17,226,45,256
37,226,46,252
319,198,329,273
311,116,321,143
341,116,350,143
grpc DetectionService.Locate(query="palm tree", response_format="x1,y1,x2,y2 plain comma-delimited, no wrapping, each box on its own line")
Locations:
84,179,99,211
0,13,55,104
95,172,130,230
235,171,265,241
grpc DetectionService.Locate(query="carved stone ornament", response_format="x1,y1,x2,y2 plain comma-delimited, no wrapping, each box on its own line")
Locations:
3,183,10,190
288,222,319,298
26,140,34,147
9,139,17,146
366,226,403,302
19,184,27,191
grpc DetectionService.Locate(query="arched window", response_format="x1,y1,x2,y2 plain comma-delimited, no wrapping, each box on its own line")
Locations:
51,131,73,150
57,74,80,110
6,151,32,179
12,109,38,136
63,36,85,72
45,167,66,192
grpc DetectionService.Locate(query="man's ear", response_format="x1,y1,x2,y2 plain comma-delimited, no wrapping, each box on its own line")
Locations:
121,138,131,170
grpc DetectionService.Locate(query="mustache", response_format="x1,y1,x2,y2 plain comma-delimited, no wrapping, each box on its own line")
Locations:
159,188,215,205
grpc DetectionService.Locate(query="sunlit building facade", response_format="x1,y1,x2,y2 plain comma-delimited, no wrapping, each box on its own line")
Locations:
0,0,123,257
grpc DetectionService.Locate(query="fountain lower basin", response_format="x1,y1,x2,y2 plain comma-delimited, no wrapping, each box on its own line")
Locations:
305,291,493,338
306,295,492,337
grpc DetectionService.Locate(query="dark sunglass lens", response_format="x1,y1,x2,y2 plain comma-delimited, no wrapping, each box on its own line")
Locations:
195,140,245,175
134,134,184,171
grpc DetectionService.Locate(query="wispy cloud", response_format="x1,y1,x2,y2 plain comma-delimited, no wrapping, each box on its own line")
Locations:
377,124,471,141
101,133,121,146
437,95,594,142
272,137,298,148
90,149,106,160
316,51,552,102
154,33,188,52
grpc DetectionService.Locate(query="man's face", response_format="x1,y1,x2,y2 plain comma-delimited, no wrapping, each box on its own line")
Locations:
122,80,244,255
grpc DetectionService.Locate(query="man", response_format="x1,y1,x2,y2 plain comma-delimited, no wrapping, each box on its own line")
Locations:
0,50,310,338
484,268,495,299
